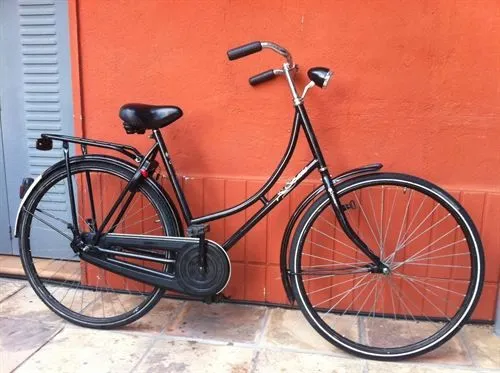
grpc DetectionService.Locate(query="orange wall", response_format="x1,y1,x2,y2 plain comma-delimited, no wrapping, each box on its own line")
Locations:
71,0,499,318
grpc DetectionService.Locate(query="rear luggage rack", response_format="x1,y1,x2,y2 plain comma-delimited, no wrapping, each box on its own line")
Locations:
37,133,144,161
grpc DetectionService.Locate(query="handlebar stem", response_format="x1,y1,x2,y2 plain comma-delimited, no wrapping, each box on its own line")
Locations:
283,63,302,106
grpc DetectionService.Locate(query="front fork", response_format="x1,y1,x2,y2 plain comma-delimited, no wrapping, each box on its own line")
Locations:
296,104,386,272
319,171,385,271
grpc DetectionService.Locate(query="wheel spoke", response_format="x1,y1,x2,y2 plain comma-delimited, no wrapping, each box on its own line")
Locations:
392,273,466,297
339,276,378,316
397,211,451,252
310,226,359,254
307,275,362,296
367,189,383,249
382,187,398,259
398,274,451,321
302,253,368,270
394,189,414,252
24,208,73,241
353,191,381,251
306,239,360,263
391,227,461,269
397,195,427,249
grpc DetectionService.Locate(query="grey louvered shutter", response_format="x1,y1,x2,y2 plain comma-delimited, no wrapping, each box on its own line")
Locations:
20,0,74,180
0,0,75,255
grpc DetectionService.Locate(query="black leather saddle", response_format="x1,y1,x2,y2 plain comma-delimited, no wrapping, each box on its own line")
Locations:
119,103,183,134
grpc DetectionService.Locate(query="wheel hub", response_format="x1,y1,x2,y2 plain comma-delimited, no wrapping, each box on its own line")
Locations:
370,261,391,275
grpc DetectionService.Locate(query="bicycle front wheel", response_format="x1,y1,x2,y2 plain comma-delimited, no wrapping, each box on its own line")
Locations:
290,173,484,360
18,157,180,328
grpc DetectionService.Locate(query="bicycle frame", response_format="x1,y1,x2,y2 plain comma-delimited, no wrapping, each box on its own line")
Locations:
39,105,381,268
36,57,383,268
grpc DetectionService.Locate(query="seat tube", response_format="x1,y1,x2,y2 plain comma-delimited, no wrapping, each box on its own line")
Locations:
152,130,193,224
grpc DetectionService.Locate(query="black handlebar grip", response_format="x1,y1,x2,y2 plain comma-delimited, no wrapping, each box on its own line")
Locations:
227,41,262,61
249,69,276,86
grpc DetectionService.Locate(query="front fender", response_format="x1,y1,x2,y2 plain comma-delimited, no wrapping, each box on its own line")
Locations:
15,154,183,238
279,163,383,303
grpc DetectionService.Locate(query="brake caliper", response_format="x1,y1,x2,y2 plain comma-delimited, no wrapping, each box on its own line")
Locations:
341,200,356,212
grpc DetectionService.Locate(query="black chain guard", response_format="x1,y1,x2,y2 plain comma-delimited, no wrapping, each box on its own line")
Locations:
176,243,230,297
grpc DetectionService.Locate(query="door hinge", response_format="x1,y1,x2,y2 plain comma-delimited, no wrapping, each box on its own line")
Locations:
8,225,13,240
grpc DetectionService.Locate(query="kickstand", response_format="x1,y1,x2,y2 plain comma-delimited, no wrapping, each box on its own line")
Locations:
203,293,231,304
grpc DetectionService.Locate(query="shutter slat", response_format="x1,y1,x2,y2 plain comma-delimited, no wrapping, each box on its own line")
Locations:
19,0,55,6
19,8,55,15
20,17,56,26
21,28,56,35
24,66,59,74
22,46,58,55
23,56,58,64
25,94,60,103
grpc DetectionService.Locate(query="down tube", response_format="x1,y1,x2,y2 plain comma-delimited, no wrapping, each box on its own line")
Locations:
223,159,319,250
191,111,301,224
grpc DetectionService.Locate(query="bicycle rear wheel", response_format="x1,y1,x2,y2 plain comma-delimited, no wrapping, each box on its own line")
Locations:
290,173,484,360
18,157,180,328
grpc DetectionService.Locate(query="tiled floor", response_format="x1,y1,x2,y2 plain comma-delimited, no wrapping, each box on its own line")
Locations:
0,255,79,280
0,277,499,373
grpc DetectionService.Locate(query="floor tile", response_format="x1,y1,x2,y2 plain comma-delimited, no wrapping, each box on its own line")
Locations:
15,327,153,373
166,301,267,343
0,317,62,373
122,298,187,333
462,324,500,369
34,258,81,282
134,339,254,373
254,349,365,373
0,286,61,323
262,308,359,355
364,318,472,365
367,361,484,373
0,278,26,302
0,256,23,277
37,286,186,332
413,337,472,365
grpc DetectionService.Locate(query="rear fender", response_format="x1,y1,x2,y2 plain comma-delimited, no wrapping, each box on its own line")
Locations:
15,154,183,238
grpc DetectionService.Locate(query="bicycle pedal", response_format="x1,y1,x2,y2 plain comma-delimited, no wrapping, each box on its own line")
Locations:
186,223,210,237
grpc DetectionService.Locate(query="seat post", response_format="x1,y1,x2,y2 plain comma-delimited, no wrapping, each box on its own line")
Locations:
152,129,193,224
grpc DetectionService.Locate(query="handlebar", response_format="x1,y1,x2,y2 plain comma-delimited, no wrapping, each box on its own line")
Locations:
227,41,293,65
227,41,262,61
248,69,277,86
227,41,294,86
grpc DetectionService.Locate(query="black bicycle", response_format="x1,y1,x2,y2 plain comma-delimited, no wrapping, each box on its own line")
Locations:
16,41,484,360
